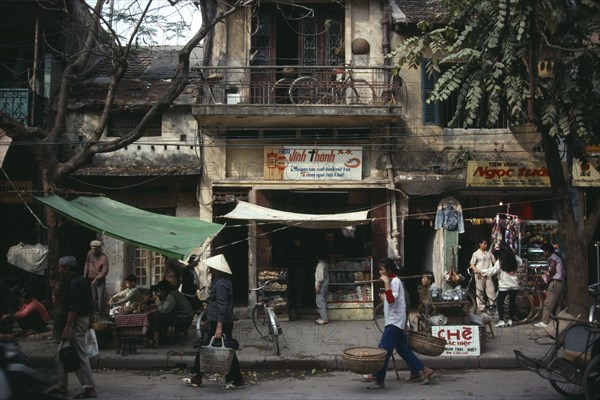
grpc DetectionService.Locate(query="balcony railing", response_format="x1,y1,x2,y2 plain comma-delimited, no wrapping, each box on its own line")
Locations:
0,88,46,127
195,65,403,107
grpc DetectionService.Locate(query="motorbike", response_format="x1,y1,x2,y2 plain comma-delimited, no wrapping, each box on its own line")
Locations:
0,338,66,400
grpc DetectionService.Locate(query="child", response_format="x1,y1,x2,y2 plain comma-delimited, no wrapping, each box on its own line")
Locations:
417,272,435,319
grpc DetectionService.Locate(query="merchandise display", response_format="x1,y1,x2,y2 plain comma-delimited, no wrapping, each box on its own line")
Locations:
327,257,374,320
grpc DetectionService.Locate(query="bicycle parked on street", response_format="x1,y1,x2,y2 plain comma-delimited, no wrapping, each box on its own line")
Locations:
465,266,535,324
250,280,282,356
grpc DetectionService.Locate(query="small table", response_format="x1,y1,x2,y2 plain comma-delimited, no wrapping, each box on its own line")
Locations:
114,309,156,355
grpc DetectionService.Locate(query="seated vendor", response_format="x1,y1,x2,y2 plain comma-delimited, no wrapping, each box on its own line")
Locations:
417,272,435,318
0,290,49,336
108,274,142,315
146,280,193,348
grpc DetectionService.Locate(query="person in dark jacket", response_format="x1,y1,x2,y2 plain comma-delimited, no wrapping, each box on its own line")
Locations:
148,279,194,347
51,255,97,399
185,254,244,390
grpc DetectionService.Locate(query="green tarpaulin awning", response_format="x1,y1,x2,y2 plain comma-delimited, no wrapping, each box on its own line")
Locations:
35,195,224,260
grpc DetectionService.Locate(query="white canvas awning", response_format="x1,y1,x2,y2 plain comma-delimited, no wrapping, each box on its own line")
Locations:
222,200,371,229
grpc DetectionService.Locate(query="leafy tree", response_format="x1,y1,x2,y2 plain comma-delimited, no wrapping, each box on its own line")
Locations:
390,0,600,317
0,0,254,318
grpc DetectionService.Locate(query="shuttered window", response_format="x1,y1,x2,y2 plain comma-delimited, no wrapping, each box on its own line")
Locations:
422,59,440,125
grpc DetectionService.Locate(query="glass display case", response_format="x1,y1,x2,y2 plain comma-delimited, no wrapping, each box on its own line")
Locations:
327,257,374,320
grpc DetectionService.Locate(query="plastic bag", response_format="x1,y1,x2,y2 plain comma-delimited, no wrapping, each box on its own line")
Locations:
85,329,99,358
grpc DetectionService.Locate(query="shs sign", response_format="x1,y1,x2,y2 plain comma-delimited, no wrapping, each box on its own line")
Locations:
467,161,550,187
431,325,481,356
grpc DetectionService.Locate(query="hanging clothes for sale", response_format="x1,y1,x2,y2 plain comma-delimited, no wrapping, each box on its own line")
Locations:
434,196,465,233
491,213,520,253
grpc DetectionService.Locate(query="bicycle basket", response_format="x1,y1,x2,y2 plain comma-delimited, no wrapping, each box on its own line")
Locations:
199,335,235,374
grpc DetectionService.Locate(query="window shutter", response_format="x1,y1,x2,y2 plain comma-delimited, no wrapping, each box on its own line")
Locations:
422,59,439,125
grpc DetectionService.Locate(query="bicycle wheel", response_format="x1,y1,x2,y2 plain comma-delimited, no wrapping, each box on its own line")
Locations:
342,79,376,105
583,354,600,400
374,303,385,333
270,78,293,104
267,308,281,356
512,290,535,322
549,379,584,399
289,76,319,104
528,290,545,321
466,292,478,316
252,304,268,338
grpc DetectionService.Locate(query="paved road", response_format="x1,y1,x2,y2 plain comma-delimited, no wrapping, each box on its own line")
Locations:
44,368,563,399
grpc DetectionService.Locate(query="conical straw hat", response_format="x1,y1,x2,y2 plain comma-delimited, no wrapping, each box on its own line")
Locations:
205,254,232,275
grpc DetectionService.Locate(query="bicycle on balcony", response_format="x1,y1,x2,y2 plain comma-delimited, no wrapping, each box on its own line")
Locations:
271,65,376,105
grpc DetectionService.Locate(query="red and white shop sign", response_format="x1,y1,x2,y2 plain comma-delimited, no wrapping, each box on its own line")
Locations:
431,325,481,356
263,146,362,181
467,161,550,187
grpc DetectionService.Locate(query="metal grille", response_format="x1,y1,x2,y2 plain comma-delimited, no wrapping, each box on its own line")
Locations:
0,89,29,124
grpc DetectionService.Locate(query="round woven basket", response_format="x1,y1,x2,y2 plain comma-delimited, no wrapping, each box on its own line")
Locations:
407,331,447,357
342,347,387,374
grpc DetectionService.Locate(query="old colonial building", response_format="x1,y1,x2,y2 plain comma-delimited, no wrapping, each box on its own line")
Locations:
192,0,557,314
3,1,573,317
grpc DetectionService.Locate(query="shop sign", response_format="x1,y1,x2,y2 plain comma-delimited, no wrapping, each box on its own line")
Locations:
431,325,481,356
264,146,362,181
0,180,32,203
572,160,600,187
467,161,550,187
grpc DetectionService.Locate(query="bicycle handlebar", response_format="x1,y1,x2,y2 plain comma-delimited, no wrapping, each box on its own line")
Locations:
249,280,271,293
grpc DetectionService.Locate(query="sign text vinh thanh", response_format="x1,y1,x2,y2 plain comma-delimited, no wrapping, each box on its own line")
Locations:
264,146,362,181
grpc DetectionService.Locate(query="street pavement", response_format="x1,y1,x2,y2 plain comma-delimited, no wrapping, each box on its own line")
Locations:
16,317,554,373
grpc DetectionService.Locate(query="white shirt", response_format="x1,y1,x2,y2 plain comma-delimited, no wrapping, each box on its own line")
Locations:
470,249,496,271
480,257,522,291
384,276,406,330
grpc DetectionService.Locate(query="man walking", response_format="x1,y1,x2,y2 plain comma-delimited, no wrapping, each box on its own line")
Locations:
535,243,565,328
469,239,496,314
84,240,109,316
52,255,97,398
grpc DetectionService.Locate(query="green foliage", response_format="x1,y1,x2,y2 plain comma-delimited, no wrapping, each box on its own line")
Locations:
389,0,600,144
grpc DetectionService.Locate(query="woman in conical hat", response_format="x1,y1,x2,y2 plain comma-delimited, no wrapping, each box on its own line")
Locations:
186,254,244,389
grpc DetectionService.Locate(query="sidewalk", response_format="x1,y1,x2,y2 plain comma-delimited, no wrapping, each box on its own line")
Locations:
16,318,553,372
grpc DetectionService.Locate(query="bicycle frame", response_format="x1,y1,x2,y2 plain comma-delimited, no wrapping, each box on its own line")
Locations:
250,281,281,355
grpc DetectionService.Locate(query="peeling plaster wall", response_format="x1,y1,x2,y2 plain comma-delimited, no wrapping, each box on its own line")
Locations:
98,235,125,297
64,109,202,171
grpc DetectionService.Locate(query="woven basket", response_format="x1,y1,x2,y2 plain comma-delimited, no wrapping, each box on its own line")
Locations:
408,330,447,357
342,347,387,374
199,336,235,374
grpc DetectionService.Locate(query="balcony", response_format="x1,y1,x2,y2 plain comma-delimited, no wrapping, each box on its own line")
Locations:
192,65,404,129
0,88,46,127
